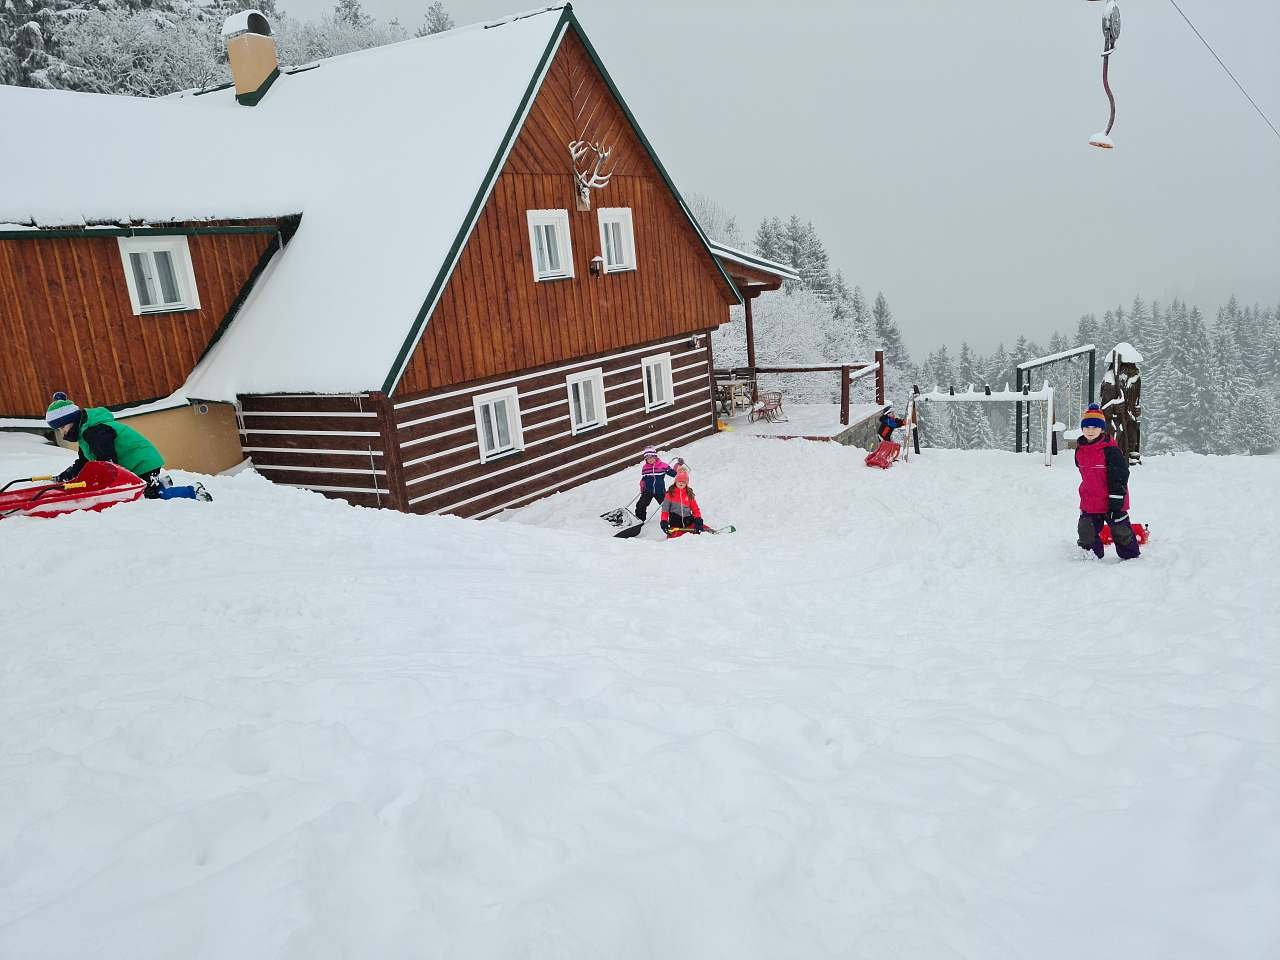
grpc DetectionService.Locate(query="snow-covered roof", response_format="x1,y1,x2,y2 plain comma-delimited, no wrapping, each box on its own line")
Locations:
0,6,574,398
1106,342,1144,364
706,240,800,283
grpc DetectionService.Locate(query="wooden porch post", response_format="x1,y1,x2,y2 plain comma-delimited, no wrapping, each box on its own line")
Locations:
840,365,850,426
874,349,885,406
743,291,759,403
370,390,408,512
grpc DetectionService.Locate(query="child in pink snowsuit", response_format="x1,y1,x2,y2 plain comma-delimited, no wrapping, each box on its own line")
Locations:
1075,404,1140,560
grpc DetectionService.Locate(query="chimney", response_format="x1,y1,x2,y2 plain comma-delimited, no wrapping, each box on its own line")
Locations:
222,11,278,107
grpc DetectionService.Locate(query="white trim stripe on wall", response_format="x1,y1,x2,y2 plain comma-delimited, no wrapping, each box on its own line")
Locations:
472,421,714,520
393,338,706,412
419,410,713,513
402,384,711,489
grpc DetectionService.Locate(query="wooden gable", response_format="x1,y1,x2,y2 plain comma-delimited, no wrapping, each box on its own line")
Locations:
395,30,737,397
0,225,279,417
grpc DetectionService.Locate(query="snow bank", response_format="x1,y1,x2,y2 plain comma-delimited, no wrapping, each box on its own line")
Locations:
1,432,1277,958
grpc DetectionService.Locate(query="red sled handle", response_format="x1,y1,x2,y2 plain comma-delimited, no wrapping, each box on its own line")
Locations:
1099,522,1149,546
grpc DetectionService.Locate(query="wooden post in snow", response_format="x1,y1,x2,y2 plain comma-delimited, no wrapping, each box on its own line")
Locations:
840,365,851,426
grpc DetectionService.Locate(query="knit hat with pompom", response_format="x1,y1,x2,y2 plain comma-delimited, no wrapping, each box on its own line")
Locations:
46,392,81,429
1080,403,1107,430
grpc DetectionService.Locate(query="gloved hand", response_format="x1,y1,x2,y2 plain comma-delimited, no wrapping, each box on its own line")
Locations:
673,458,685,466
55,467,76,483
693,517,704,532
1108,509,1129,524
660,521,670,535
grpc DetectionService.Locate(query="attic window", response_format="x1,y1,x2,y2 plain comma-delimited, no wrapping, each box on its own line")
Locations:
117,236,201,314
526,209,574,281
598,208,635,272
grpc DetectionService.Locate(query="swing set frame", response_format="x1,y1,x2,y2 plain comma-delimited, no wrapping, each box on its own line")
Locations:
1014,344,1097,453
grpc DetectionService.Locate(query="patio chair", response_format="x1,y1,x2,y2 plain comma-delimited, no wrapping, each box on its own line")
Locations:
749,391,786,423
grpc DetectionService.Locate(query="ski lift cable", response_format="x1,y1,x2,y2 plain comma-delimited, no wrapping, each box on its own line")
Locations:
1166,0,1280,144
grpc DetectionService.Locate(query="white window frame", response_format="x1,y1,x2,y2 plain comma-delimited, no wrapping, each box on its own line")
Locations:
642,353,674,412
473,387,524,463
597,207,636,273
565,368,608,435
526,209,574,282
116,235,201,315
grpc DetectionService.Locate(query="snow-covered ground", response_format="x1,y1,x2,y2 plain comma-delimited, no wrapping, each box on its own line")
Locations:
1,431,1277,959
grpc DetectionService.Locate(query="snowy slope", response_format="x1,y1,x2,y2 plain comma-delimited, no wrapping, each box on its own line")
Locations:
1,432,1277,958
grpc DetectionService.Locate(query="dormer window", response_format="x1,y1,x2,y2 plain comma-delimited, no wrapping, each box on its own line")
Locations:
117,236,201,314
526,209,574,281
598,207,635,272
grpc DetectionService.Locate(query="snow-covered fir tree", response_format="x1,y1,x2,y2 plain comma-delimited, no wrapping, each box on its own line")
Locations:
687,193,745,249
871,291,909,401
753,217,785,266
0,0,78,88
333,0,371,28
416,1,453,37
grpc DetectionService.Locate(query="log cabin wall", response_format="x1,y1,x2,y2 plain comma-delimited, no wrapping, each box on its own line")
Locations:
395,31,736,396
0,225,280,417
391,334,717,519
237,392,403,510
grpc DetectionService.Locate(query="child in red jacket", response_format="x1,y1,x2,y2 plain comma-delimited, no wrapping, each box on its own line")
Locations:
660,467,704,537
1075,404,1139,559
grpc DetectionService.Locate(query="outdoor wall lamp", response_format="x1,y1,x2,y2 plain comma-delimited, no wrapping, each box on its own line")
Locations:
589,255,604,277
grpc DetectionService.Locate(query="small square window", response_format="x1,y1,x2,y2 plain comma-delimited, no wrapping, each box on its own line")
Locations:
474,387,524,462
117,236,200,314
526,210,574,282
642,353,674,411
566,368,607,434
598,207,635,273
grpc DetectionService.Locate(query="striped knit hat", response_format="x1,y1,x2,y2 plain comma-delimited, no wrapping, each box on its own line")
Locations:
641,446,658,459
674,466,690,483
46,392,81,429
1080,403,1107,430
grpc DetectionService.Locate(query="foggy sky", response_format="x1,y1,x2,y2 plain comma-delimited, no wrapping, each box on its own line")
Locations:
273,0,1279,356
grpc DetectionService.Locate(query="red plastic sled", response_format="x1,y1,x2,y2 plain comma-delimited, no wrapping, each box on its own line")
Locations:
865,440,900,469
1099,522,1149,546
0,461,146,520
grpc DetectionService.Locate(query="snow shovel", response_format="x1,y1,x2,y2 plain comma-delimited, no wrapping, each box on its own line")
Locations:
614,510,649,538
601,492,641,527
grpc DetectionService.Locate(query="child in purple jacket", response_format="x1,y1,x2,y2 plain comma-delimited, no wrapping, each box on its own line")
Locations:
636,446,684,522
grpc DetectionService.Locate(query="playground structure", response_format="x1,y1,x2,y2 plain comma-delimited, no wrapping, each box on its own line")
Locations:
906,383,1057,466
1015,344,1097,454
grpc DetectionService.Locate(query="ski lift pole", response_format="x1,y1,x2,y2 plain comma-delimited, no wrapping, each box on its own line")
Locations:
1088,0,1122,149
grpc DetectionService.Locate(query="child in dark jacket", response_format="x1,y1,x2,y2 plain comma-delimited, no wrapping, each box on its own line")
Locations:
636,446,683,521
877,409,906,441
1074,404,1139,559
660,467,704,536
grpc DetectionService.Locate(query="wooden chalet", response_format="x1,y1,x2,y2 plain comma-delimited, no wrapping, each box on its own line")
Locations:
0,5,796,518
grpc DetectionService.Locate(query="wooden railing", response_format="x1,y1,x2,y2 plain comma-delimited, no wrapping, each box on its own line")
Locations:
715,350,885,426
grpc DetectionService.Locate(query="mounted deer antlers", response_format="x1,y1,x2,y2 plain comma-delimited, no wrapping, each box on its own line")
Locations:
569,140,614,210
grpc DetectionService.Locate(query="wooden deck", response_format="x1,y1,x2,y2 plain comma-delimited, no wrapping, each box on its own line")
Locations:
724,402,884,443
